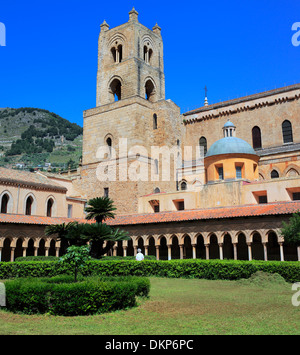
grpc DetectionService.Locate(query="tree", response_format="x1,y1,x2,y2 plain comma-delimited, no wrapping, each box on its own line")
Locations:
60,245,90,282
281,212,300,260
81,223,130,259
85,197,117,224
45,222,80,253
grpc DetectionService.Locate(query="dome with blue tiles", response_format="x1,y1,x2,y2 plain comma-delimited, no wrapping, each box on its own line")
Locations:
205,121,257,158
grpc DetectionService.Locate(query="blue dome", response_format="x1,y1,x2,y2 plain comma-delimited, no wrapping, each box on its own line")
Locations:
223,120,235,128
205,137,257,158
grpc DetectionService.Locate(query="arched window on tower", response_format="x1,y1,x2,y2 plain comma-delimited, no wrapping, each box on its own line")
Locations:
106,137,112,157
153,114,158,130
118,45,123,62
1,193,9,214
111,44,123,63
282,120,293,144
252,126,262,149
199,137,207,156
110,79,122,102
143,44,153,64
25,196,34,216
145,79,156,102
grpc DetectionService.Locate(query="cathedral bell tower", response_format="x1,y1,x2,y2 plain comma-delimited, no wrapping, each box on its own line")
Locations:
96,8,165,106
80,9,182,215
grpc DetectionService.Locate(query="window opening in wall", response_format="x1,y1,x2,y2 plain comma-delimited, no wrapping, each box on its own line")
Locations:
180,181,187,191
271,170,279,179
68,204,73,218
153,114,158,129
218,167,224,180
154,159,159,175
47,199,54,217
25,196,33,216
1,194,9,214
145,80,155,101
110,79,121,101
236,166,242,179
258,195,268,204
252,126,262,149
199,137,207,156
104,188,109,198
292,192,300,201
282,120,293,144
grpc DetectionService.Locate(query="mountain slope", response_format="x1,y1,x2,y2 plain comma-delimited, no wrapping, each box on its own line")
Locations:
0,107,83,171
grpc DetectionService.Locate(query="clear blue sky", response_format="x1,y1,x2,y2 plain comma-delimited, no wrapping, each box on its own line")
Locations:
0,0,299,127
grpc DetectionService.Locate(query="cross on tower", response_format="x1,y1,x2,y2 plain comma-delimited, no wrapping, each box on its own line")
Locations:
204,86,208,106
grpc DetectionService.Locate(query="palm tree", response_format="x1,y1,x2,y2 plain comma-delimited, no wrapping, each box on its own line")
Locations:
81,223,130,259
85,197,117,223
45,221,86,253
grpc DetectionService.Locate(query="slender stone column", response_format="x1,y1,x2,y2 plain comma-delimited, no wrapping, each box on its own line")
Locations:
233,243,237,260
144,246,148,256
0,247,2,262
219,243,223,260
167,245,172,260
34,247,38,257
262,243,268,261
155,246,159,260
113,246,117,257
247,243,252,261
123,246,127,257
10,247,15,262
22,247,27,257
192,244,196,259
45,247,49,257
179,244,184,259
279,242,284,261
55,247,60,257
205,244,209,260
133,246,137,256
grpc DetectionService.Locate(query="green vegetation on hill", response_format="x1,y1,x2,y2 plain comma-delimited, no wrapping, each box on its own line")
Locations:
0,107,83,171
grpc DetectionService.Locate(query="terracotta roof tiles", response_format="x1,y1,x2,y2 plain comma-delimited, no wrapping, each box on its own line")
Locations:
0,201,299,227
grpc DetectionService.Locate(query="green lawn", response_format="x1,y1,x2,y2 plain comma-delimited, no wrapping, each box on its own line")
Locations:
0,277,299,335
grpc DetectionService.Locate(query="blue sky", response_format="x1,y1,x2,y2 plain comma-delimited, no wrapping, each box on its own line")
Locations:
0,0,299,127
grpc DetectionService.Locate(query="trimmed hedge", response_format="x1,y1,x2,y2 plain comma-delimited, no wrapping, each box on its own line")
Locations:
15,256,59,262
1,259,299,283
4,275,150,316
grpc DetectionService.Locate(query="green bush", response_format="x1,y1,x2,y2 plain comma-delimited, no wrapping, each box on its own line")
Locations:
1,259,299,283
4,276,150,316
99,255,156,261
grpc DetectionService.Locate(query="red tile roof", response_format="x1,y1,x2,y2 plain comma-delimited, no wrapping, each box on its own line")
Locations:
0,201,299,227
107,201,300,226
0,167,67,192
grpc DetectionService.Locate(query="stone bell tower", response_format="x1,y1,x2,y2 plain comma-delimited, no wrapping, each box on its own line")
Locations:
96,7,165,106
79,9,182,215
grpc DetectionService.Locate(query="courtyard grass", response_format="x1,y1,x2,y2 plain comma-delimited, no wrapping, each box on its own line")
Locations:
0,277,299,335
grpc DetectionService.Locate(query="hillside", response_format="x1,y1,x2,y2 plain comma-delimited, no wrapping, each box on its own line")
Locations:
0,107,83,172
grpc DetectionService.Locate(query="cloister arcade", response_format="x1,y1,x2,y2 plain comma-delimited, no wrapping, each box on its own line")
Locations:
0,228,298,262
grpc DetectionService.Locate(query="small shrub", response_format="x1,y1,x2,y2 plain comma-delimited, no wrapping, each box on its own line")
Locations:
4,276,150,316
237,271,287,288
